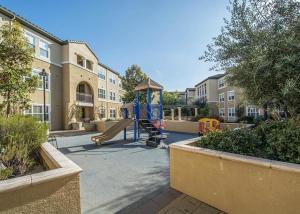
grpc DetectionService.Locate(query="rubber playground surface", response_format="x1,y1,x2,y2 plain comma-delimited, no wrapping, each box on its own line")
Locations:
56,130,198,213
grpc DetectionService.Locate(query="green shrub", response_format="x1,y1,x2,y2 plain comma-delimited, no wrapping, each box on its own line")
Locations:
0,115,47,178
0,168,13,180
196,120,300,164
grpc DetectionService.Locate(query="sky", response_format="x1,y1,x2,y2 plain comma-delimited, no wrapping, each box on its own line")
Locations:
0,0,229,91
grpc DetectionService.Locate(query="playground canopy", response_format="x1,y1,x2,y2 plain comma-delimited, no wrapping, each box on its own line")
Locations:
134,78,164,91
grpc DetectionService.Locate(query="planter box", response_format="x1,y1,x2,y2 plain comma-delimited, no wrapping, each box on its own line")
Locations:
170,138,300,214
0,142,82,214
95,120,120,132
164,120,198,133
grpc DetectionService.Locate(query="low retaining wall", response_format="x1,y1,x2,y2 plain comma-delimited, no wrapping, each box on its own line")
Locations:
95,120,120,132
164,120,198,133
164,120,250,134
0,142,82,214
170,138,300,214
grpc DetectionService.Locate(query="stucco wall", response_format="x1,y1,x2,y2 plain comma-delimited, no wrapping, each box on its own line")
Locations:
0,142,82,214
0,175,80,214
170,140,300,214
164,120,198,134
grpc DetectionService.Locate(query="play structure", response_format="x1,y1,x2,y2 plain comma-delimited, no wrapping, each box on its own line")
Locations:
198,118,221,136
91,78,166,147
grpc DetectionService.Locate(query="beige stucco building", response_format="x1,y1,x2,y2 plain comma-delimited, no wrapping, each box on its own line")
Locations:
0,6,124,130
193,74,262,122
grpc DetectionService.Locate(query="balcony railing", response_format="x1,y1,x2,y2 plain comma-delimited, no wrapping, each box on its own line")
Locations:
76,92,93,103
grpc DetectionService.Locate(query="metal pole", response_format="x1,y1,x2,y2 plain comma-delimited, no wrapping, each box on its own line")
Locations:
39,69,47,124
43,73,46,123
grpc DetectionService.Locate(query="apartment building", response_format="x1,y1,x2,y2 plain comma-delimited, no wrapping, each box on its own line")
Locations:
185,88,196,105
194,74,224,116
216,75,261,122
0,6,124,130
194,74,262,122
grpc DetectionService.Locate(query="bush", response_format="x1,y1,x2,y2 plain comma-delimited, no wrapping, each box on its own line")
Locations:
196,120,300,164
0,168,13,180
237,116,255,124
0,115,47,179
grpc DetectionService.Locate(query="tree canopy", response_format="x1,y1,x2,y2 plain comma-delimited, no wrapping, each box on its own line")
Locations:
121,64,147,103
0,20,37,116
201,0,300,117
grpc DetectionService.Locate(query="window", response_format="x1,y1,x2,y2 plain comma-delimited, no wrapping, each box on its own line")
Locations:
247,106,260,118
98,70,105,80
219,93,225,102
32,69,50,90
86,59,93,70
25,104,50,122
39,40,49,58
77,55,84,67
119,95,122,103
25,32,35,50
218,78,225,88
110,91,116,101
110,108,116,118
219,108,225,117
98,89,106,99
99,107,105,119
109,74,116,84
228,107,236,117
228,91,235,101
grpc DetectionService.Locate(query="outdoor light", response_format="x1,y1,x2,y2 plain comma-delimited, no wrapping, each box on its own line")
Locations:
39,69,47,123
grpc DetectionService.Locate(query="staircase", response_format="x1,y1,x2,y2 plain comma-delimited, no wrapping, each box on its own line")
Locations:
139,119,163,147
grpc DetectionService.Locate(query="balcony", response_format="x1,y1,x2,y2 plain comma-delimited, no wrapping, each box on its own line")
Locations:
76,92,93,107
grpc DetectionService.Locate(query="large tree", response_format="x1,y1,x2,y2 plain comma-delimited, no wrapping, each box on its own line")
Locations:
201,0,300,118
121,64,147,103
0,20,37,116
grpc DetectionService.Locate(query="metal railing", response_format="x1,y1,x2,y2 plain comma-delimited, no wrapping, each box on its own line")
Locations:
76,92,93,103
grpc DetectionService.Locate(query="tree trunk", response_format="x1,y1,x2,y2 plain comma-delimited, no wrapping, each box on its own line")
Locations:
263,103,268,120
6,91,11,117
283,104,288,120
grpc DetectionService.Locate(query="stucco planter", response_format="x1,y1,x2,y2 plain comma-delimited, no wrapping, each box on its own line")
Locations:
0,142,82,214
83,122,96,131
71,122,83,130
170,138,300,214
95,120,120,132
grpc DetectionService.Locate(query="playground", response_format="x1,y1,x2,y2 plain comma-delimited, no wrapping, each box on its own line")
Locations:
57,130,198,213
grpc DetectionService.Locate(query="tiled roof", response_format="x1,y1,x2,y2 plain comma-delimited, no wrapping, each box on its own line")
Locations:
0,5,63,44
0,5,120,75
194,73,225,87
135,78,163,91
98,62,120,76
63,40,100,62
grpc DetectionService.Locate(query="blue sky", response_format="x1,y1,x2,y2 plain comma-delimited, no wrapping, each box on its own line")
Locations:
0,0,229,91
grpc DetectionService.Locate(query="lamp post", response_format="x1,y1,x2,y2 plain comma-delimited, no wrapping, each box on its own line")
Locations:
39,69,47,123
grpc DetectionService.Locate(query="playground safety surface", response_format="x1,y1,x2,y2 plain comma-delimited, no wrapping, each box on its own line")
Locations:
55,130,223,213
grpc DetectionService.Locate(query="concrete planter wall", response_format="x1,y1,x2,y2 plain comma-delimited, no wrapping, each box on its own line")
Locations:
170,138,300,214
0,142,82,214
164,120,250,134
164,120,198,133
95,120,120,132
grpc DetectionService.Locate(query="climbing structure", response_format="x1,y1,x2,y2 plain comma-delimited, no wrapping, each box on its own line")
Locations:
133,78,165,147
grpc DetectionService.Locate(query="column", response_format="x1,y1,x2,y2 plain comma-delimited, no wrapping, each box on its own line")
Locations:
194,108,198,117
177,107,182,121
171,109,174,121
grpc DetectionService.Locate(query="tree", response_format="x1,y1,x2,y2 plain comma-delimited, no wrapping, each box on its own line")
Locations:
162,91,178,106
121,64,147,103
0,20,37,116
200,0,300,118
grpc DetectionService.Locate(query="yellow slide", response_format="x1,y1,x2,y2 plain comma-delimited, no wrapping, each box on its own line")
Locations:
91,119,132,145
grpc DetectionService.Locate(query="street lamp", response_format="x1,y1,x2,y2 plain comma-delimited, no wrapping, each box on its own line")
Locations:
39,69,47,123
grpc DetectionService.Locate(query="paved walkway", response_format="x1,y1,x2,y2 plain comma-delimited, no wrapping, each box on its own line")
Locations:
56,130,198,213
